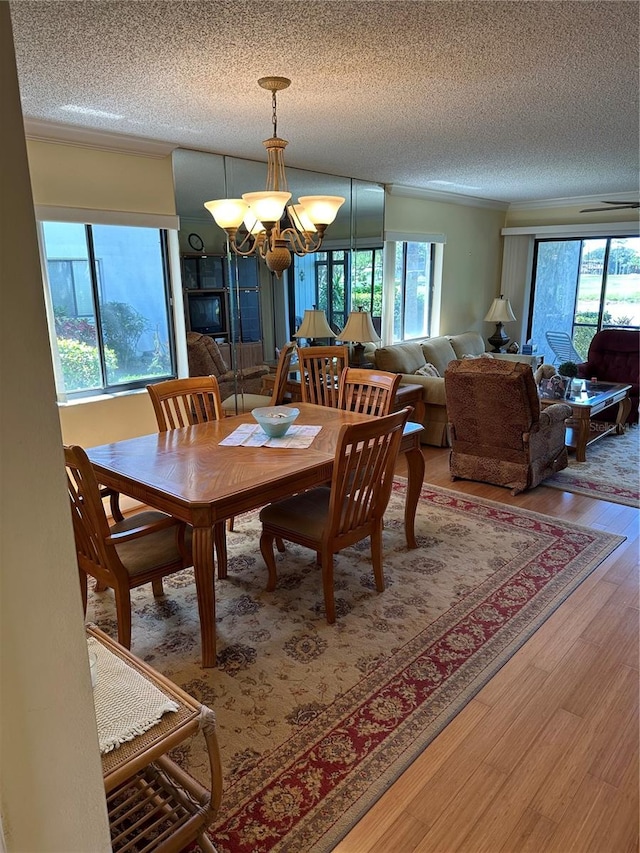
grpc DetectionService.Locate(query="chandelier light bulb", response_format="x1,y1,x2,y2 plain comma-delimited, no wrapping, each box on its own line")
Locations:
242,191,291,225
298,195,345,226
243,212,265,236
204,198,248,230
289,204,317,233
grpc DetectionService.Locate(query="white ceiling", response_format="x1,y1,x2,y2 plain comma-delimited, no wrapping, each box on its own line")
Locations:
9,0,640,205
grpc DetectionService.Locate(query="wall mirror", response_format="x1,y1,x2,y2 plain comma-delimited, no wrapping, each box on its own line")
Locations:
172,148,384,390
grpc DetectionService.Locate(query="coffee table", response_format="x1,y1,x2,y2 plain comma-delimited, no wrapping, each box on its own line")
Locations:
540,380,632,462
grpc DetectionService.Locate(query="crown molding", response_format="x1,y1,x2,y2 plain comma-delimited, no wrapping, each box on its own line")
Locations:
23,118,177,158
507,191,639,211
385,183,508,211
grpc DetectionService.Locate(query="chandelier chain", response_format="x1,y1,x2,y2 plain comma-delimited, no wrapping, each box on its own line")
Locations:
272,90,278,138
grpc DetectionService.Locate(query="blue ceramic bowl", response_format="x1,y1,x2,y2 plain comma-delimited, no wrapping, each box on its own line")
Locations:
252,406,300,438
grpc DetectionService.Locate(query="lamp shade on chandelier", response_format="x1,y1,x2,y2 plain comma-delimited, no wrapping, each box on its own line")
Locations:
204,77,345,278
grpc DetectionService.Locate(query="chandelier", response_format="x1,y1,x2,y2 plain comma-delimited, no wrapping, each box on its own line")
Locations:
204,77,345,278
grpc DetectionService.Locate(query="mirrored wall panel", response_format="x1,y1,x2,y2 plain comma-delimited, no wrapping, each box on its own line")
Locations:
172,148,384,394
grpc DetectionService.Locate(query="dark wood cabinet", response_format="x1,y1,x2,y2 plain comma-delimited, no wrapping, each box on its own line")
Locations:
181,254,264,367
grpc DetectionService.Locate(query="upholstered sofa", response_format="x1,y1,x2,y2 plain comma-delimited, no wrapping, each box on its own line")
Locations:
444,359,571,494
371,332,537,446
576,328,639,423
186,332,268,400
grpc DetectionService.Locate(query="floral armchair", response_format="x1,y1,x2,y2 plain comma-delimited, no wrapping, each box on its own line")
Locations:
444,358,571,494
186,332,268,401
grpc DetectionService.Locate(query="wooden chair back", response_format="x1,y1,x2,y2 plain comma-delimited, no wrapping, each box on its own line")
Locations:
269,341,297,405
338,367,401,417
65,444,129,592
298,345,349,407
65,444,191,648
147,376,223,431
259,406,411,623
328,407,409,545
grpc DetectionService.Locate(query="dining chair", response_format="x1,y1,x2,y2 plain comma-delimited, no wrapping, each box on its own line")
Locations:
220,341,296,415
65,444,193,650
259,407,411,624
298,344,349,408
338,367,401,417
146,376,229,577
147,375,224,429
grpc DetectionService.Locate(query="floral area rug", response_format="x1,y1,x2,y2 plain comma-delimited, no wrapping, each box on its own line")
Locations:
542,424,639,507
87,481,624,853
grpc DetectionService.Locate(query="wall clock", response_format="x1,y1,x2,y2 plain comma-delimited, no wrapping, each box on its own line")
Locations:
188,233,204,252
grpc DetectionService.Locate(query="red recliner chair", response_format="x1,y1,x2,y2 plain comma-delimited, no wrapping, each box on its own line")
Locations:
577,328,639,423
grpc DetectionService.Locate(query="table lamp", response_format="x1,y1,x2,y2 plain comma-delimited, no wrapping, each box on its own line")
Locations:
339,307,381,366
294,307,335,346
484,295,516,352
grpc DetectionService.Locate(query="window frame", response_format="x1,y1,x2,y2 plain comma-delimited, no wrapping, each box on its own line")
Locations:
392,241,436,343
39,220,178,400
528,233,640,362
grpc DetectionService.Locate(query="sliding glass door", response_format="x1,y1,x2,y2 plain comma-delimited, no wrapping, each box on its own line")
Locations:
530,235,640,363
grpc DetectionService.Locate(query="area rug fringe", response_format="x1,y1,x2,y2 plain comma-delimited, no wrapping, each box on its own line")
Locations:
87,481,625,853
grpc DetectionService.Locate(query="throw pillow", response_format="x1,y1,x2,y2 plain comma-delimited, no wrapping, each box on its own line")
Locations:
415,363,440,378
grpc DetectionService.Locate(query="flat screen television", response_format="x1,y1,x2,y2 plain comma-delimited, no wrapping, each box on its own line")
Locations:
187,292,226,336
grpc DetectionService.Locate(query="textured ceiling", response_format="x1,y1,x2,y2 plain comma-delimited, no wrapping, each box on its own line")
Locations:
9,0,640,204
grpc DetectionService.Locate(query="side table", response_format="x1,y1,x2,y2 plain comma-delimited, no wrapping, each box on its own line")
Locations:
88,625,222,853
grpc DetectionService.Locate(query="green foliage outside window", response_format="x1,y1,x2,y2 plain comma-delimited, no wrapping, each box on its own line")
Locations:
57,338,117,391
101,301,148,372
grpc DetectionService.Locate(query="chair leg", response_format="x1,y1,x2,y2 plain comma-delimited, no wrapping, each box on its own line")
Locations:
110,491,124,523
214,522,228,580
371,522,385,592
114,588,132,649
95,579,108,592
227,516,235,532
79,570,88,615
321,551,336,624
152,578,164,597
259,531,279,591
276,537,286,553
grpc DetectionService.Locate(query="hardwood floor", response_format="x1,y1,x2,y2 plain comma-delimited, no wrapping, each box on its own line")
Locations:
334,444,639,853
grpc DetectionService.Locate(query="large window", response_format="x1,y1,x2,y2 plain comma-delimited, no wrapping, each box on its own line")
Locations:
530,236,640,362
392,242,434,342
41,222,176,396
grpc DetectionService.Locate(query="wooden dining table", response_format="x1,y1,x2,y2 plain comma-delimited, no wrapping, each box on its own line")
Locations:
87,403,424,667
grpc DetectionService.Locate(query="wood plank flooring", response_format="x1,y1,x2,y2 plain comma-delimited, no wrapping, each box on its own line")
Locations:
334,444,639,853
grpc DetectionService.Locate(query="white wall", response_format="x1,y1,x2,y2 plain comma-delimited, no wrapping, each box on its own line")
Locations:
385,192,507,337
0,9,111,850
26,134,179,446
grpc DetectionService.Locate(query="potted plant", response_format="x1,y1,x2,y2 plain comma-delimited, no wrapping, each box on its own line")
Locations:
557,361,580,398
557,360,579,379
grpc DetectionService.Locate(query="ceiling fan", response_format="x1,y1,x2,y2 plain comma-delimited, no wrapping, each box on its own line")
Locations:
580,200,640,213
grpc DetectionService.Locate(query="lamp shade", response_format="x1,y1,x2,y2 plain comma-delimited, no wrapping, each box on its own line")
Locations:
339,309,381,343
298,195,345,226
294,308,335,339
204,198,248,230
484,296,516,323
242,191,291,223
